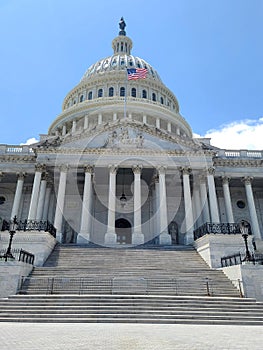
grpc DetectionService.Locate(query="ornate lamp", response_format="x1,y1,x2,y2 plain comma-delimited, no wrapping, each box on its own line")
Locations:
240,220,252,262
3,216,18,261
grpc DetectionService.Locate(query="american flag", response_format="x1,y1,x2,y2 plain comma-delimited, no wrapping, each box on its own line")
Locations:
127,68,148,80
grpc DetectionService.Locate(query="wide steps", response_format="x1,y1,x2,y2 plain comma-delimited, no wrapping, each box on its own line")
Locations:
1,295,263,325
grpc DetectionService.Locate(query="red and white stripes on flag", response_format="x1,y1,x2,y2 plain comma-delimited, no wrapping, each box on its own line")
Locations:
127,68,148,80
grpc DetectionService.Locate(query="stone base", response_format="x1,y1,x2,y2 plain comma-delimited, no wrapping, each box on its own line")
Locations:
77,233,90,244
132,233,144,245
0,231,56,267
159,232,172,245
104,232,117,245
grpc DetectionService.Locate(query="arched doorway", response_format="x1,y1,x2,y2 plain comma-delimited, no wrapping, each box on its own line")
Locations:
115,218,132,244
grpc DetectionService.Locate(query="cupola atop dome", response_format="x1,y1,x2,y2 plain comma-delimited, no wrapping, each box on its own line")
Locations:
112,17,133,55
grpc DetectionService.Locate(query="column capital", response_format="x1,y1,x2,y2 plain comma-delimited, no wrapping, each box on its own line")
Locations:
207,167,215,175
41,172,49,181
59,164,69,172
0,172,4,181
242,176,253,185
35,163,46,172
157,166,167,175
180,167,192,175
132,165,142,174
222,176,231,185
16,172,27,180
84,165,94,174
108,164,118,174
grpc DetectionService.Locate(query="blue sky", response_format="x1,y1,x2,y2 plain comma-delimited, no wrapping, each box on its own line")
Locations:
1,0,263,149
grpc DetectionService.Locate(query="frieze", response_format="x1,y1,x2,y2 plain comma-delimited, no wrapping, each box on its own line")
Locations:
213,158,262,167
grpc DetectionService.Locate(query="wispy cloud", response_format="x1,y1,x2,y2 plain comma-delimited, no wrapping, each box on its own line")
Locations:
196,118,263,150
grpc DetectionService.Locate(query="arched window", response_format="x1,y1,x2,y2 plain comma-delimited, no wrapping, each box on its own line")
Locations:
98,89,103,98
142,90,147,99
88,91,92,100
152,93,156,101
109,87,114,97
160,97,164,104
79,95,84,103
131,88,136,97
120,87,125,97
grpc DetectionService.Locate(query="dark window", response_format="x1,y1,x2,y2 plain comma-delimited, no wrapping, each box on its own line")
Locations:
98,89,103,98
152,93,156,101
88,91,92,100
120,87,125,97
109,87,114,97
0,196,5,205
131,88,136,97
80,95,84,103
160,97,164,104
142,90,147,98
237,200,246,209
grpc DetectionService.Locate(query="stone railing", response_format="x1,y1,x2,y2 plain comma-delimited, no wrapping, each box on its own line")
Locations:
215,149,263,159
0,145,34,155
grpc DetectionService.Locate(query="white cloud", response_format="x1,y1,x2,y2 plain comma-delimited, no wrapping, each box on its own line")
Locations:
201,118,263,150
20,137,39,146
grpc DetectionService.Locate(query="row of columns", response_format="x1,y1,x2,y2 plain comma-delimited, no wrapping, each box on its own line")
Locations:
9,164,262,242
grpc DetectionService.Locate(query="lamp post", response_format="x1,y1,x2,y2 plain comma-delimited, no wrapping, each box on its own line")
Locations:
3,216,18,261
240,220,252,262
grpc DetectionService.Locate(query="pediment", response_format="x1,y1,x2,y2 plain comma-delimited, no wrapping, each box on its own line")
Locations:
36,120,202,153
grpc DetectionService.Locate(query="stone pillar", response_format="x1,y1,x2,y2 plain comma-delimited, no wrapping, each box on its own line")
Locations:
78,165,94,244
192,181,202,229
113,113,117,121
54,165,68,243
62,125,66,136
84,115,89,129
167,122,171,132
156,118,160,129
143,114,147,124
158,167,171,245
42,181,52,221
98,113,102,125
242,177,261,239
105,165,117,244
199,175,210,224
181,167,194,244
222,176,234,223
11,172,26,219
36,173,48,221
206,167,220,223
132,165,144,245
28,164,45,220
72,120,76,133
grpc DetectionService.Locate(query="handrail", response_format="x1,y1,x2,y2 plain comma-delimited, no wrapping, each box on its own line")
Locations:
194,222,252,240
1,219,56,238
0,248,34,265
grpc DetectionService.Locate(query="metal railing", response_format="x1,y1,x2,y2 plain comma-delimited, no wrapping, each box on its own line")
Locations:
0,248,34,265
1,219,56,238
19,276,215,296
221,253,263,267
194,222,252,240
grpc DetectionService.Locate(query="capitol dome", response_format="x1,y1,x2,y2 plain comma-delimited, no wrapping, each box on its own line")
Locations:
48,19,192,140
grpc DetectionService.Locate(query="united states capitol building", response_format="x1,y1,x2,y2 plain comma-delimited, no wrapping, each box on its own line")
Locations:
0,19,263,310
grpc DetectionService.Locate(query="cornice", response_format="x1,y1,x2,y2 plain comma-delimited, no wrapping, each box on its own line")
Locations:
213,158,263,167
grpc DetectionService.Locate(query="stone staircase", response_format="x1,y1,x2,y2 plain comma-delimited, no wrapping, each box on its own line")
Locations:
1,244,263,324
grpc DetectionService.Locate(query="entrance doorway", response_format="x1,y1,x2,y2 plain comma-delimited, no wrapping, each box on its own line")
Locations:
115,218,132,244
168,221,178,245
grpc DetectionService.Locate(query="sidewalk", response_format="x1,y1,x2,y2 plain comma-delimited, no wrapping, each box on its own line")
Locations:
0,323,262,350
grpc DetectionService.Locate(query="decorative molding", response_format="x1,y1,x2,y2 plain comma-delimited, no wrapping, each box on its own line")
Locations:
179,166,192,175
108,164,118,174
84,164,94,174
207,167,215,175
222,176,231,185
35,163,46,172
59,164,69,172
17,172,27,180
157,166,167,175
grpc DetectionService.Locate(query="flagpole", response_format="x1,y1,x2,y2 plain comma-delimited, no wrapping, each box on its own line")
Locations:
124,66,128,119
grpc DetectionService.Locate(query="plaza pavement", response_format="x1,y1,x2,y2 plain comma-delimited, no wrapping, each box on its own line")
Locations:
0,323,263,350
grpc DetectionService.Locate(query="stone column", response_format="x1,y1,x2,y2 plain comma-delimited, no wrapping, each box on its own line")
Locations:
192,181,202,229
199,174,210,224
132,165,144,245
11,172,26,219
181,167,194,244
84,115,89,129
28,164,45,220
78,165,94,244
72,120,76,133
105,165,117,244
206,167,220,223
36,172,48,221
54,165,68,243
222,176,234,223
242,177,261,239
157,167,171,245
42,181,52,221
